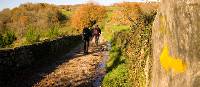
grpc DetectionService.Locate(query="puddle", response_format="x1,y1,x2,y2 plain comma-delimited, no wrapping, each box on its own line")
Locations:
93,42,110,87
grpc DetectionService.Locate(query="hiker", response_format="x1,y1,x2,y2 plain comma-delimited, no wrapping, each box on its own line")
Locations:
92,25,101,46
82,26,92,54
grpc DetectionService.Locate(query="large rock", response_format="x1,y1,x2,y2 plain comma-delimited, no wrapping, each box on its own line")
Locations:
152,0,200,87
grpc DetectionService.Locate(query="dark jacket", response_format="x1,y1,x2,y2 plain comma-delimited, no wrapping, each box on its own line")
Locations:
82,27,92,41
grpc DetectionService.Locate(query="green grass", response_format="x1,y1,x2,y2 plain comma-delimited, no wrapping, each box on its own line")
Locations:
103,28,131,87
106,46,121,71
61,27,81,35
25,26,41,44
102,64,131,87
60,9,72,17
103,25,130,41
47,26,61,39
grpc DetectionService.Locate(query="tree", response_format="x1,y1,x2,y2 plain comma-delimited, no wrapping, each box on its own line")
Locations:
71,3,106,29
110,2,142,25
0,8,11,33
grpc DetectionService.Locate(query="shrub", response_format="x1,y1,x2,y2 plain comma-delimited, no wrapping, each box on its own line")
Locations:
0,3,69,42
48,25,60,39
71,3,106,29
0,34,3,47
103,4,157,86
58,10,68,24
3,31,16,46
110,2,142,25
124,12,156,87
25,26,40,44
0,31,17,48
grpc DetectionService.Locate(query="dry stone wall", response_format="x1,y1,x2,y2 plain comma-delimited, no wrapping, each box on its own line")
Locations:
0,35,81,85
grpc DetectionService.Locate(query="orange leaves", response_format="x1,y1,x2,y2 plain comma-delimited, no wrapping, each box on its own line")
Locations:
0,3,67,39
71,3,106,30
110,2,158,25
19,16,28,25
110,2,142,25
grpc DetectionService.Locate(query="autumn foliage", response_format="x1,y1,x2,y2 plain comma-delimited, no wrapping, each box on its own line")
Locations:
0,3,71,47
71,3,106,29
110,2,158,25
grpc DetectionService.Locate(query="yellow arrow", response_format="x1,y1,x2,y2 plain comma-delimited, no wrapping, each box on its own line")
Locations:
160,45,187,73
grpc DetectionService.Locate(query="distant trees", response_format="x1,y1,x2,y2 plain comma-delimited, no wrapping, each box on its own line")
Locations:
71,3,106,29
110,3,142,25
8,3,61,36
0,2,158,48
0,8,11,34
0,3,69,36
0,3,71,47
110,2,158,25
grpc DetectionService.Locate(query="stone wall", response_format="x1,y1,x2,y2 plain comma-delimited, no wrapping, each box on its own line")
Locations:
0,35,81,85
152,0,200,87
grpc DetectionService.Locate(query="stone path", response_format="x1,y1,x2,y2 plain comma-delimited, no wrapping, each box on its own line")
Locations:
33,37,108,87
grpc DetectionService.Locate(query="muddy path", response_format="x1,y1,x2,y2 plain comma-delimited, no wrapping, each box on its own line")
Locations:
32,37,108,87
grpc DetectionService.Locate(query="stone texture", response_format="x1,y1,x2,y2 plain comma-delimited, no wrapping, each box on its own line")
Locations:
0,35,81,86
152,0,200,87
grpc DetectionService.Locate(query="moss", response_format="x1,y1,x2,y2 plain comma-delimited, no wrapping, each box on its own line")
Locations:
102,12,155,86
102,64,131,87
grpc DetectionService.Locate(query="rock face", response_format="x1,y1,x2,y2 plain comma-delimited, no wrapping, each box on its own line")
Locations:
152,0,200,87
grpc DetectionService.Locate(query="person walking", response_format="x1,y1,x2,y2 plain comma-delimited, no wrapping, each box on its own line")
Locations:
82,26,92,54
92,25,101,47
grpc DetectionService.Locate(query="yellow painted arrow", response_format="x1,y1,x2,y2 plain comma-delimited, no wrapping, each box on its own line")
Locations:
160,45,187,73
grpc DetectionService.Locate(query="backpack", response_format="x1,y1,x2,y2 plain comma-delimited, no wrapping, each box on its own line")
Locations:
93,29,98,35
93,27,100,35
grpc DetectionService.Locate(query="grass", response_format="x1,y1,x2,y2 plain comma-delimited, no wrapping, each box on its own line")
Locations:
60,25,81,36
103,25,130,41
102,8,132,86
102,64,131,87
102,6,130,41
102,23,131,87
60,9,73,17
10,24,81,47
47,26,61,39
25,27,41,44
106,45,125,71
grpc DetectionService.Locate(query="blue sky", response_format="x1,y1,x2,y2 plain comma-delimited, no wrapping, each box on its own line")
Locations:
0,0,144,11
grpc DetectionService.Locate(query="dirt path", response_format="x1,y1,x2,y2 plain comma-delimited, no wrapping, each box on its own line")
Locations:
33,37,108,87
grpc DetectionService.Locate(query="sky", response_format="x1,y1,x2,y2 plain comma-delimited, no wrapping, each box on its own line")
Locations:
0,0,144,11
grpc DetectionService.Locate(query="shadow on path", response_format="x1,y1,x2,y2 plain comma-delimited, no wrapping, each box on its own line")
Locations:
2,43,84,87
2,38,108,87
33,38,108,87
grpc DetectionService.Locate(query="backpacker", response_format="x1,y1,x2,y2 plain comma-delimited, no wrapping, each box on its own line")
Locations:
93,28,99,35
83,27,91,40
